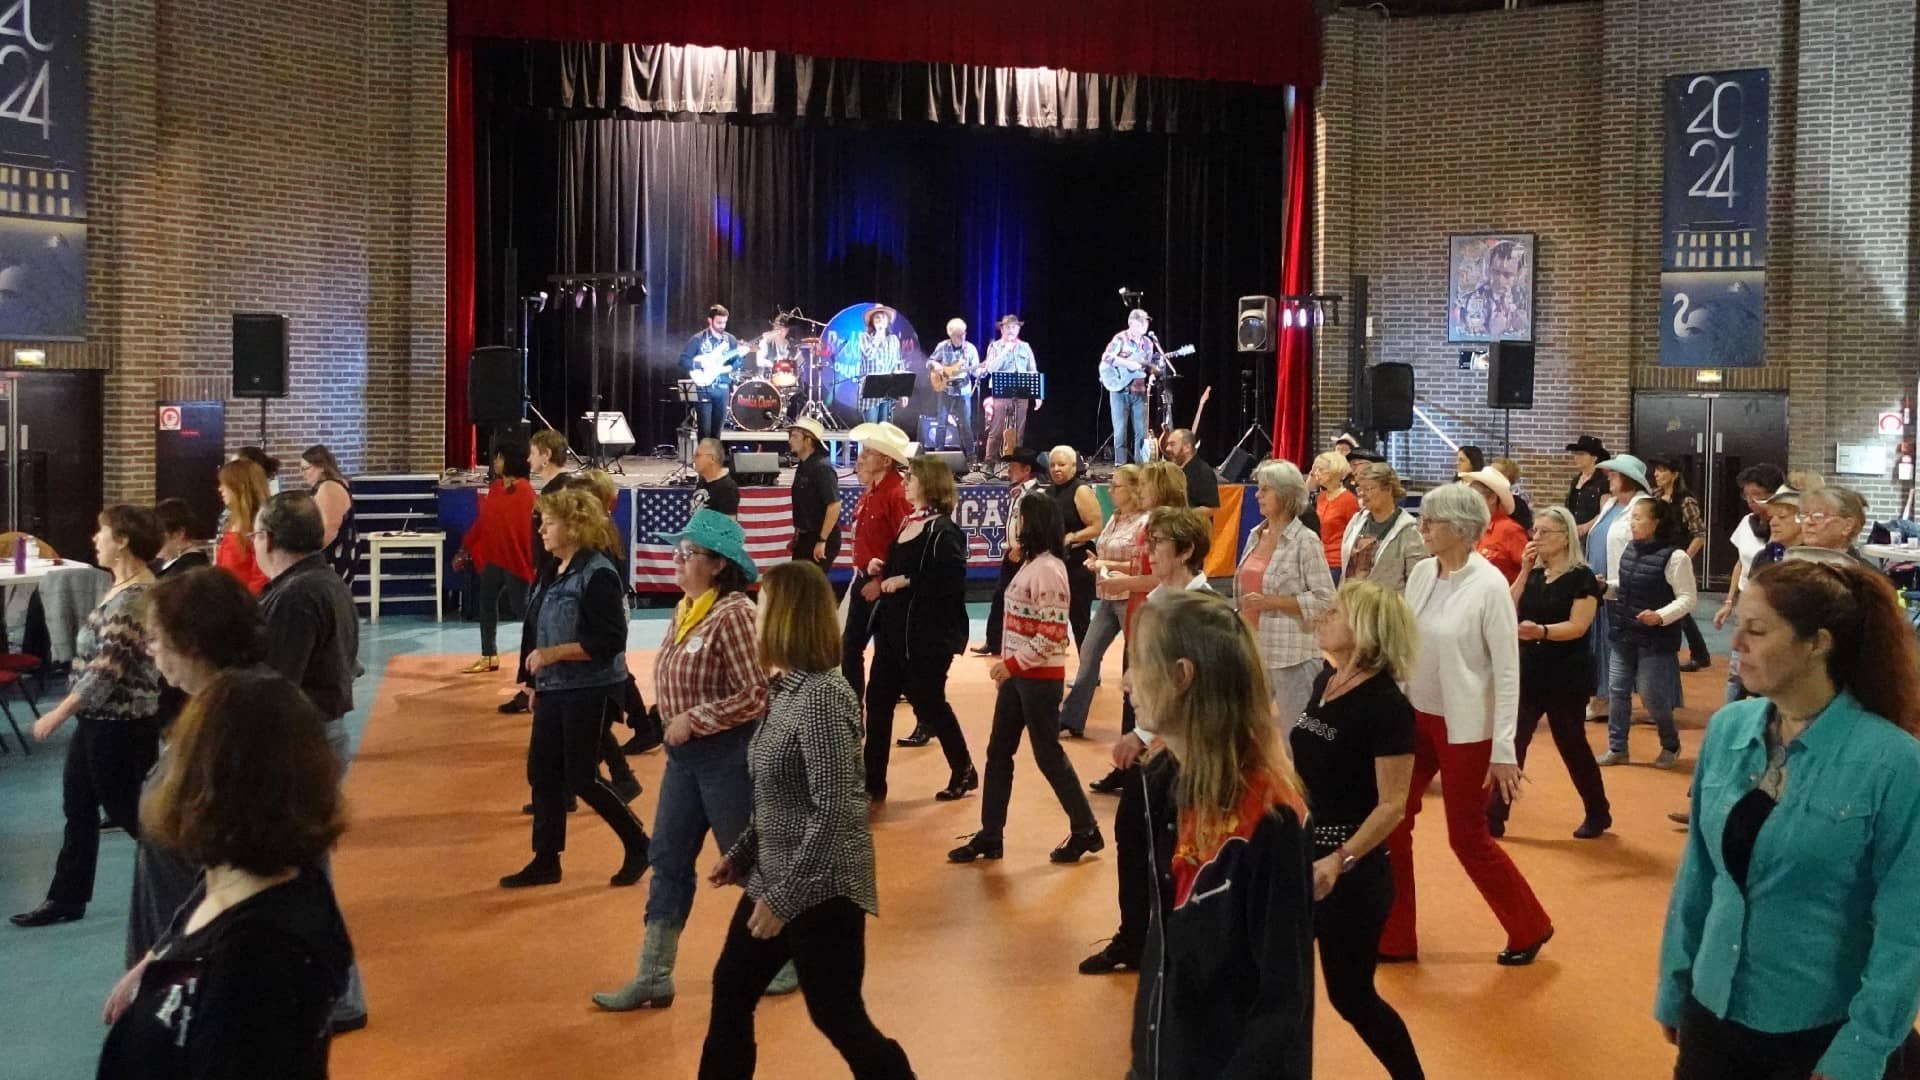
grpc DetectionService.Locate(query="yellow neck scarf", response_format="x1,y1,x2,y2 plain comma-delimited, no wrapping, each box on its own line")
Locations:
673,588,720,645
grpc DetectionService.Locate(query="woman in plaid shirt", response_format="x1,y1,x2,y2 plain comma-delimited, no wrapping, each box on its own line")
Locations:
595,510,792,1011
1233,460,1337,735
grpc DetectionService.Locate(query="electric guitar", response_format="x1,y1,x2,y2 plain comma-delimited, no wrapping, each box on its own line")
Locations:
687,343,755,388
1099,342,1194,393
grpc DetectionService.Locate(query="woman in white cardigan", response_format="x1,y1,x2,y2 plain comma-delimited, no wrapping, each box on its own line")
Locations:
1379,483,1555,967
1338,462,1428,592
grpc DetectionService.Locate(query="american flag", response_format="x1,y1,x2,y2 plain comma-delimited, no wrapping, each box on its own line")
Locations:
629,483,1013,592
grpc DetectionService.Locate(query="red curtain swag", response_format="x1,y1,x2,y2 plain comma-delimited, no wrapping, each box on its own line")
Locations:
1273,84,1314,465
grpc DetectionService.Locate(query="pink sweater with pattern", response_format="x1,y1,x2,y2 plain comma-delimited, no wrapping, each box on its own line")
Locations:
1001,552,1071,679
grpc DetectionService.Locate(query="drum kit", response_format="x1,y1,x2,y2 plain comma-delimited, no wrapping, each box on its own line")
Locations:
725,308,851,432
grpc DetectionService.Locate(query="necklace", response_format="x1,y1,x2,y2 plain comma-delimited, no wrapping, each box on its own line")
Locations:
1322,663,1373,702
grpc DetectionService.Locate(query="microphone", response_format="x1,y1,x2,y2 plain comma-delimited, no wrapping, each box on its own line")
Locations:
1117,286,1131,297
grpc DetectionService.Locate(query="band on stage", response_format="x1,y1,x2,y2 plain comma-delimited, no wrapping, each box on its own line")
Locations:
675,301,1193,468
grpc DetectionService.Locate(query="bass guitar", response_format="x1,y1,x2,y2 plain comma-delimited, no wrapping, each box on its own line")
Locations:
1099,342,1194,393
688,343,755,388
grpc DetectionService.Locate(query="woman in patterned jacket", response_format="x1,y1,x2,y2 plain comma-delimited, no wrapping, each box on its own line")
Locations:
949,495,1105,865
12,506,166,929
700,560,914,1078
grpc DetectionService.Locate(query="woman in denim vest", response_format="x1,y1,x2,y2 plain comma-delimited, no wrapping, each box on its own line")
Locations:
498,488,649,890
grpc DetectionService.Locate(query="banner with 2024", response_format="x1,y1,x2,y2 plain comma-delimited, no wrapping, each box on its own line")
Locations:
0,0,87,341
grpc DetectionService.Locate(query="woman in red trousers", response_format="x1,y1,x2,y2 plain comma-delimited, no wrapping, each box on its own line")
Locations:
1385,482,1553,965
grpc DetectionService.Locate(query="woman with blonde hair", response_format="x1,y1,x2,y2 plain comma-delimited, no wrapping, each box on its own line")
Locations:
1340,462,1427,591
1235,459,1336,733
499,487,649,891
214,458,271,594
1490,505,1611,840
1059,463,1148,739
1127,589,1313,1079
1310,451,1358,579
701,561,913,1078
1293,579,1424,1078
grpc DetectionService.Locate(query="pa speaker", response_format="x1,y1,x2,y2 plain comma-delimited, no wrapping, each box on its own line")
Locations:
1220,446,1258,484
468,346,525,424
1368,362,1415,432
1486,342,1536,410
732,451,780,486
231,313,289,399
1237,296,1276,353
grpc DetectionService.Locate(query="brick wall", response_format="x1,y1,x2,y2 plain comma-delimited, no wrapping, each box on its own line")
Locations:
71,0,447,504
1319,0,1919,519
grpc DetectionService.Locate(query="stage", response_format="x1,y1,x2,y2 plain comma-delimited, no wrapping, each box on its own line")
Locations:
434,454,1266,593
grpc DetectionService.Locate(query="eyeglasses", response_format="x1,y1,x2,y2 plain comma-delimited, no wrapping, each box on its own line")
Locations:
672,546,711,563
1795,512,1835,526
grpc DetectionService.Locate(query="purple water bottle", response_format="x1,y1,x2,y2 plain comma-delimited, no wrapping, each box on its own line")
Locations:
12,533,24,574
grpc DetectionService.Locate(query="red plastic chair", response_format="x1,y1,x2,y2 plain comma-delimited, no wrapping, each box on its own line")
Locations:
0,667,37,755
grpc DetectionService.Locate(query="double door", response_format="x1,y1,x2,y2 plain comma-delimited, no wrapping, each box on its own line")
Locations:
1630,391,1788,590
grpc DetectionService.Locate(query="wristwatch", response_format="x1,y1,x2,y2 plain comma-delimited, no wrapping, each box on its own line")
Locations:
1335,844,1358,874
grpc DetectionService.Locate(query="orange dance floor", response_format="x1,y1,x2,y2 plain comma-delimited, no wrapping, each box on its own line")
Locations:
330,651,1719,1078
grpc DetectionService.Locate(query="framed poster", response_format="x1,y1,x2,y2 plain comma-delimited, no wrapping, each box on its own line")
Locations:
1447,233,1534,343
0,0,88,341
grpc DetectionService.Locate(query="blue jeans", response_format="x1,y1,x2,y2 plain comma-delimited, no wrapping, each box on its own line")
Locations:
1589,606,1613,699
1607,640,1681,754
1725,649,1749,704
1057,598,1124,735
1109,390,1147,464
862,398,896,426
697,383,730,440
645,726,754,926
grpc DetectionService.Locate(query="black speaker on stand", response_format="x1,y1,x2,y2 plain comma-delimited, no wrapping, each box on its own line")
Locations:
232,313,289,448
1485,341,1535,456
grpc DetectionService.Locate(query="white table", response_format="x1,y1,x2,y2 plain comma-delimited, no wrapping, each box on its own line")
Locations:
365,532,446,624
1860,543,1920,567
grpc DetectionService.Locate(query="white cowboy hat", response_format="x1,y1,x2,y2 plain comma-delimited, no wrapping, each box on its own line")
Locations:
788,416,829,448
850,422,913,467
1459,467,1515,516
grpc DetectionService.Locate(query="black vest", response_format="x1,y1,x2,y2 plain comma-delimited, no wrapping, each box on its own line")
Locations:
1049,475,1093,551
1611,539,1682,649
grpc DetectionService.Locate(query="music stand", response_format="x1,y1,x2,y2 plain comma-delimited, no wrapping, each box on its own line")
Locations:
859,373,917,402
984,371,1046,401
665,379,701,484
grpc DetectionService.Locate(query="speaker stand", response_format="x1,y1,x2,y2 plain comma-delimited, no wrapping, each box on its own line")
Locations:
1502,409,1512,458
258,400,267,447
1230,367,1274,461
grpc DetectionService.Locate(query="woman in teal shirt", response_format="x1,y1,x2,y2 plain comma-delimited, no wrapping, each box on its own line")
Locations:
1657,556,1920,1080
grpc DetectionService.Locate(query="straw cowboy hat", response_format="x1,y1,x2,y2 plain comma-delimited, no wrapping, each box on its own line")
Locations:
1459,467,1516,516
848,422,914,467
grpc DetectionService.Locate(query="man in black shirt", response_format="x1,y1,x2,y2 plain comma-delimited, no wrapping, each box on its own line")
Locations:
252,490,367,1033
787,418,842,567
689,438,740,517
1165,428,1219,524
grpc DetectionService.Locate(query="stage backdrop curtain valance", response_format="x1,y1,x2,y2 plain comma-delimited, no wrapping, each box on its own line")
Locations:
506,43,1281,135
450,0,1322,89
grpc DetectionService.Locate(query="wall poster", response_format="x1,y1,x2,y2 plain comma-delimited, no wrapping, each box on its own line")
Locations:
1660,69,1768,367
0,0,86,341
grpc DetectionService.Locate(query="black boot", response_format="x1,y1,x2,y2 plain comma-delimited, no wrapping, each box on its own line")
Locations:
611,832,651,887
498,690,530,715
947,832,1004,863
1050,828,1106,864
499,854,562,889
934,765,979,801
1089,768,1128,795
896,724,932,748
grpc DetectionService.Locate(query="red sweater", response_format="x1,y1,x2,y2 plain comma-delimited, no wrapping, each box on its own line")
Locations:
215,530,269,595
463,479,537,582
1318,488,1359,569
1477,510,1529,583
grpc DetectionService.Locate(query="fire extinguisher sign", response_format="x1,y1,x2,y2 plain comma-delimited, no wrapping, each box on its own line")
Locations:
157,405,183,432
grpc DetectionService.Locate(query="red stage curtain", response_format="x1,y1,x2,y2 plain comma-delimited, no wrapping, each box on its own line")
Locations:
446,39,477,468
1272,84,1314,465
450,0,1322,89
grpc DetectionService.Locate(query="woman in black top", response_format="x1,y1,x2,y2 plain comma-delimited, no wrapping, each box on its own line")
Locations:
863,456,976,801
299,445,357,587
1293,579,1424,1080
151,499,212,578
99,670,352,1080
1488,506,1611,839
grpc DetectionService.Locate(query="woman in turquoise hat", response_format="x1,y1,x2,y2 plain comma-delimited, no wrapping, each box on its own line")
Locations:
595,509,798,1009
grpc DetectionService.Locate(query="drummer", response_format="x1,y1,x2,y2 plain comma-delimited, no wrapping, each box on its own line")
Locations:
756,315,795,381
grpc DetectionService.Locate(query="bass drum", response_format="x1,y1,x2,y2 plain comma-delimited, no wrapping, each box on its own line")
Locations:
727,379,786,431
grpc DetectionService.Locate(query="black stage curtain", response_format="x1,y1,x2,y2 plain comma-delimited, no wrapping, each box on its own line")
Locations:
475,43,1284,460
502,43,1283,135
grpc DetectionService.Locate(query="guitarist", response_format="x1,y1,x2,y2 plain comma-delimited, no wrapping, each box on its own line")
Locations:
1099,309,1160,466
982,314,1040,470
925,318,980,459
856,305,905,425
677,304,742,439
